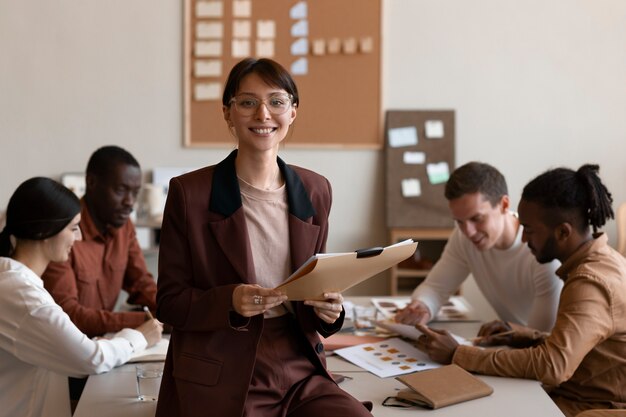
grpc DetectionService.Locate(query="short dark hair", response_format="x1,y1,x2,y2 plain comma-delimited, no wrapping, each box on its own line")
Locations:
444,162,508,206
521,164,614,233
0,177,81,256
86,146,140,179
222,58,299,108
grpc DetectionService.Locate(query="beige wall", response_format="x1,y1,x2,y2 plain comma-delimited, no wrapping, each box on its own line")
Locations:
1,1,625,311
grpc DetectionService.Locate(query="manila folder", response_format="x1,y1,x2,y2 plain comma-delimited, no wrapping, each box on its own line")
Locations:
275,240,417,300
396,364,493,409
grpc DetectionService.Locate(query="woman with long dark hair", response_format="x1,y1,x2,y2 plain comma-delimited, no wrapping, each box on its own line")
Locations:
0,177,161,417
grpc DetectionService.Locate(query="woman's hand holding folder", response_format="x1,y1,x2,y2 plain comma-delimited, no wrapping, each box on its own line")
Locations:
232,284,288,317
304,292,344,324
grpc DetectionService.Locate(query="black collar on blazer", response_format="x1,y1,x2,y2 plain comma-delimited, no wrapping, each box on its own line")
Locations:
210,149,316,221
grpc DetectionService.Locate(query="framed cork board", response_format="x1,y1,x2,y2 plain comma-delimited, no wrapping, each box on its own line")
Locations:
385,110,456,228
183,0,381,148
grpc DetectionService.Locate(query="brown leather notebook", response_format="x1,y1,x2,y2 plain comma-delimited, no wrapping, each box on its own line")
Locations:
395,364,493,409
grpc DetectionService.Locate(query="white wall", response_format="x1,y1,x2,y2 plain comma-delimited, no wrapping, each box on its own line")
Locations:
1,1,625,304
384,0,626,215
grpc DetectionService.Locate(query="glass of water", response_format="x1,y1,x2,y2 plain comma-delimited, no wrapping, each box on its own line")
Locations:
135,362,164,401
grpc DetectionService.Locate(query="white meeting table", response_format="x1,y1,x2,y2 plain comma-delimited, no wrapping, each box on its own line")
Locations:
74,298,565,417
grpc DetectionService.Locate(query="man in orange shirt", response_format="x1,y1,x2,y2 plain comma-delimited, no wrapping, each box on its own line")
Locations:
43,146,162,403
43,145,159,337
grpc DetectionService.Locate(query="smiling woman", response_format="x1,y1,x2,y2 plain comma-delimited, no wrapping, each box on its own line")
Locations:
155,58,374,417
222,58,299,174
0,177,152,417
0,178,81,264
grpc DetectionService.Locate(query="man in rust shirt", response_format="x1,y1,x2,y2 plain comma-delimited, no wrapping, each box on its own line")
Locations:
416,164,626,417
43,146,158,338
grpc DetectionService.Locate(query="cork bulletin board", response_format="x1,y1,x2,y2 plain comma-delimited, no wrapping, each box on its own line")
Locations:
385,110,456,228
183,0,381,148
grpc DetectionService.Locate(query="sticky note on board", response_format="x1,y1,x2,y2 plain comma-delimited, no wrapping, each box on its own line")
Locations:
291,38,308,56
425,120,445,139
343,37,357,54
195,41,222,57
232,39,250,57
256,40,274,57
194,60,222,77
196,1,223,18
196,22,223,39
360,37,374,53
233,0,251,18
427,162,451,184
388,126,418,148
194,41,222,57
403,152,426,164
257,20,276,39
291,58,308,75
194,82,221,101
311,39,326,56
327,38,341,54
402,179,422,197
232,20,251,38
291,20,308,37
290,1,307,19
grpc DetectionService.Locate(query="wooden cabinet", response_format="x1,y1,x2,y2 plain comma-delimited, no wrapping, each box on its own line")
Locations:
389,228,453,295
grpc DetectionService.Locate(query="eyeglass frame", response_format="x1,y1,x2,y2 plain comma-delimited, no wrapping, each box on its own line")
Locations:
227,93,295,116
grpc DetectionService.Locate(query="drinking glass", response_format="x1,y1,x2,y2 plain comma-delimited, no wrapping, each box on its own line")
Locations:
135,362,164,401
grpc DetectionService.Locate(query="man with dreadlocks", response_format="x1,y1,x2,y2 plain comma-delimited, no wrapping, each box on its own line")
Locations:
413,164,626,417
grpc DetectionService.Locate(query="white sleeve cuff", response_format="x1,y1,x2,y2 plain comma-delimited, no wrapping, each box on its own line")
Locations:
113,328,148,353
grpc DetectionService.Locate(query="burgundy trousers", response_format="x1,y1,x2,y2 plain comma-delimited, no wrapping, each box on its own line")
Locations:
244,315,373,417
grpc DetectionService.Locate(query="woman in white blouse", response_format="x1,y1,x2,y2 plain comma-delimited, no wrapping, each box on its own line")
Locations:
0,177,162,417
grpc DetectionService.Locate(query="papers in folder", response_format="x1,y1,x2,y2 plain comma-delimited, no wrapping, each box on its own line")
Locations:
275,239,418,301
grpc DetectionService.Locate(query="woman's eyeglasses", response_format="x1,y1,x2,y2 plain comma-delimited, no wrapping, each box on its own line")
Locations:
229,94,293,116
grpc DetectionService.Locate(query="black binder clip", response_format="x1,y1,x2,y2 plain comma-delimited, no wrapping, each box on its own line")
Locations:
355,247,384,258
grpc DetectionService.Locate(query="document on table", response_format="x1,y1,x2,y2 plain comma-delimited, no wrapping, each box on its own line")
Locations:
373,320,472,346
371,295,474,321
334,337,439,378
127,337,169,363
275,239,418,300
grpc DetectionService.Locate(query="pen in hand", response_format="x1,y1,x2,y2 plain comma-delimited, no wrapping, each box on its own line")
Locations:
471,329,515,344
143,306,155,321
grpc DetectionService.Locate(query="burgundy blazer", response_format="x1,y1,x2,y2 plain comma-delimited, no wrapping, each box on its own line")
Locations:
155,150,343,417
